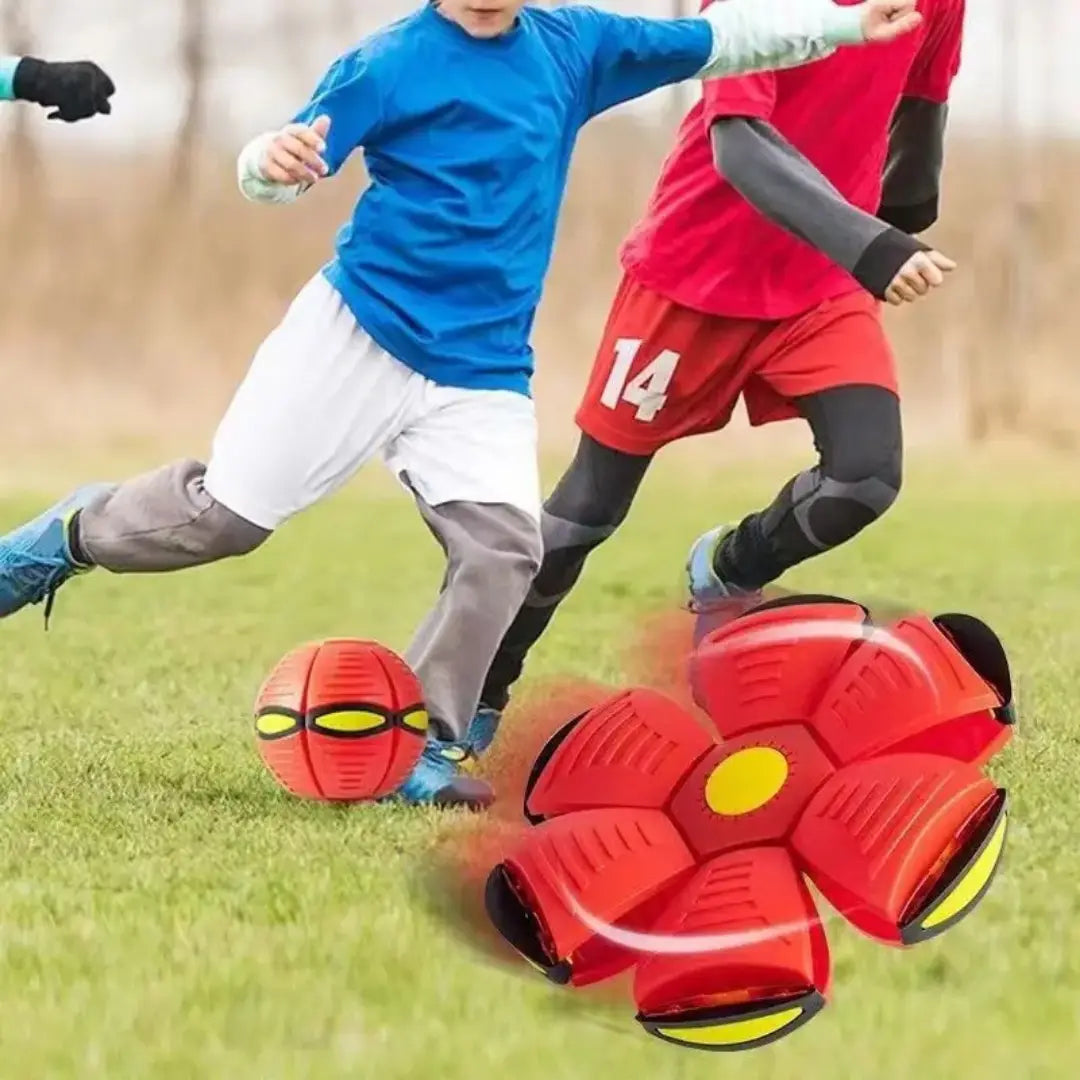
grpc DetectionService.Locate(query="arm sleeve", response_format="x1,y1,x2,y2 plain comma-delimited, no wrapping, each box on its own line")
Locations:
0,56,21,101
712,117,925,299
696,0,864,80
580,0,863,119
878,98,948,233
879,1,964,231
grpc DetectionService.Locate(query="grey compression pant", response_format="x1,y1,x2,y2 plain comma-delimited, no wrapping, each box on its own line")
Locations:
75,459,541,740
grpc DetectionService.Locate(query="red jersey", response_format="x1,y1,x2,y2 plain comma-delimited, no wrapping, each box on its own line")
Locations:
620,0,965,321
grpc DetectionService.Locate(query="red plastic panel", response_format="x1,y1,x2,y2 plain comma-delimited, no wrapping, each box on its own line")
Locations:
807,616,1003,765
525,689,713,821
501,807,697,972
634,847,829,1017
691,602,865,739
791,752,999,944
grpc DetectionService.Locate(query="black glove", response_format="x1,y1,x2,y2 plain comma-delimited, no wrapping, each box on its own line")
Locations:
12,58,115,122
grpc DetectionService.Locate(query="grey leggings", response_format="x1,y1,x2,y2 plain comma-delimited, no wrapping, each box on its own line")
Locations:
76,459,542,740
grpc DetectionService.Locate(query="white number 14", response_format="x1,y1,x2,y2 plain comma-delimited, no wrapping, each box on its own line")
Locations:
599,339,681,423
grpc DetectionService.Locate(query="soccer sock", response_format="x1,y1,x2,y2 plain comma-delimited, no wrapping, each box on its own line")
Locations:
66,511,92,568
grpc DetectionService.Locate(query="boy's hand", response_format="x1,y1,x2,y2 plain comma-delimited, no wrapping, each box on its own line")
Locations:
884,250,956,306
261,116,332,185
859,1,923,44
14,58,115,122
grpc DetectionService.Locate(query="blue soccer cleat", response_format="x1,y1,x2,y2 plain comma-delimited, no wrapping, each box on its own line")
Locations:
686,524,764,639
466,706,502,756
395,707,503,809
687,524,742,612
0,484,111,622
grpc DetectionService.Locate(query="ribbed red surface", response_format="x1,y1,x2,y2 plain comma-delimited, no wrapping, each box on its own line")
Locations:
254,639,425,802
634,847,828,1015
526,689,712,820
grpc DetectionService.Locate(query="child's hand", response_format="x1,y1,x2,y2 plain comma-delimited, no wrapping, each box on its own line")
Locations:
859,1,923,44
261,115,331,185
884,250,957,306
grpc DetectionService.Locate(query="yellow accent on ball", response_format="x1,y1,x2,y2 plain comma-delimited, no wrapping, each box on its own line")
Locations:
656,1005,804,1048
920,810,1008,931
314,709,387,734
705,747,789,816
255,711,299,737
401,708,430,733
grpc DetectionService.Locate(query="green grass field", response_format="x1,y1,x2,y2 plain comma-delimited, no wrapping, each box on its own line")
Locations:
1,453,1077,1079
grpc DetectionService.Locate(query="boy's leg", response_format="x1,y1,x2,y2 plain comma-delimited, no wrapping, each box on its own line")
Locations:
384,384,544,805
707,385,902,591
407,497,542,742
694,291,902,598
74,459,268,573
0,275,412,618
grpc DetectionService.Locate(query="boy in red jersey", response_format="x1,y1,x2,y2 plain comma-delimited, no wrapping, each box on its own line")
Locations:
480,0,964,720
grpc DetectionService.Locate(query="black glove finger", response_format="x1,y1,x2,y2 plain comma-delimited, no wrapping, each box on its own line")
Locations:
98,99,112,116
51,99,95,123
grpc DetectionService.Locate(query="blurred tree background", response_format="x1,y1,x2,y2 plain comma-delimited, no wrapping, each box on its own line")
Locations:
0,0,1077,465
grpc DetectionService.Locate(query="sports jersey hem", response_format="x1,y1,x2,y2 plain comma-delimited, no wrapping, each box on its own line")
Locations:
321,265,533,398
618,256,864,322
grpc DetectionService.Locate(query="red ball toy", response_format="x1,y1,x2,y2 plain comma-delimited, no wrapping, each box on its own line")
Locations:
254,639,428,802
486,597,1015,1051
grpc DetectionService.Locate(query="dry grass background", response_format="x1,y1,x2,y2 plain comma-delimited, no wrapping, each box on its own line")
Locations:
1,115,1078,477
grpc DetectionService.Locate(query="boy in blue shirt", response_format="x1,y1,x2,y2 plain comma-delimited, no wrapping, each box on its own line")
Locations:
0,1,919,808
0,56,114,121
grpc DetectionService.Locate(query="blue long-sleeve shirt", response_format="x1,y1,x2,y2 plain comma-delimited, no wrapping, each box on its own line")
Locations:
253,2,862,396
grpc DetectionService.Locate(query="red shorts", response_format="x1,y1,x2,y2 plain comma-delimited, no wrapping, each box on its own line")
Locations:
576,275,897,456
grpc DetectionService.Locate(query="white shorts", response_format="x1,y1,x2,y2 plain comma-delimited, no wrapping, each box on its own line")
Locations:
204,275,541,530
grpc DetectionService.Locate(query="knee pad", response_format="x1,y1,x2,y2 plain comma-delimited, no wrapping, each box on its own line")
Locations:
528,510,617,606
794,458,902,551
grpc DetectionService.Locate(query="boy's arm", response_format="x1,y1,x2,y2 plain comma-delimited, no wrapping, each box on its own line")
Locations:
0,55,114,121
0,57,19,100
696,0,863,80
711,117,931,300
582,1,919,118
238,51,384,206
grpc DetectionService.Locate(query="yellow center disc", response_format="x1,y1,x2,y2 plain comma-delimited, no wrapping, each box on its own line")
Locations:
705,747,789,816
